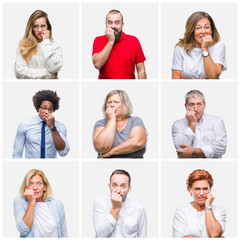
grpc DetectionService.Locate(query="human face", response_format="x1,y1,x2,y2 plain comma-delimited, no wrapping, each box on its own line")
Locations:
106,94,123,117
190,180,210,206
27,174,46,202
108,174,131,202
39,100,54,122
185,96,205,122
194,17,212,48
106,13,124,41
33,17,48,42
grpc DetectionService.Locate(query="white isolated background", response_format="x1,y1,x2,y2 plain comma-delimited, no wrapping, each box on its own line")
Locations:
82,160,159,237
161,81,238,158
161,160,238,237
161,2,238,79
81,2,158,79
2,81,79,158
2,2,79,79
2,160,79,237
81,81,159,158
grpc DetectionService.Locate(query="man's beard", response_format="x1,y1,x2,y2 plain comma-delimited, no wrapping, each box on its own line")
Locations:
114,29,122,42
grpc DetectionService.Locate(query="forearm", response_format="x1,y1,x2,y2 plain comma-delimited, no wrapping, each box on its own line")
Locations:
182,235,198,238
107,136,145,156
22,202,35,228
94,120,116,154
195,148,206,158
110,207,120,221
172,70,182,79
93,41,114,69
205,210,223,237
203,50,221,79
51,130,66,151
136,62,147,79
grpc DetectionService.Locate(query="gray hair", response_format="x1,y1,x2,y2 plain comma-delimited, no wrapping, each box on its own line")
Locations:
185,90,205,105
102,90,133,119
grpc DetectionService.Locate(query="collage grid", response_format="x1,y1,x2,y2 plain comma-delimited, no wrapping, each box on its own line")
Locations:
1,0,239,239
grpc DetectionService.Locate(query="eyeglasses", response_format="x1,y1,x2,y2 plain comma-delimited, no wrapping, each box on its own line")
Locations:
33,24,47,30
40,106,53,113
195,26,211,32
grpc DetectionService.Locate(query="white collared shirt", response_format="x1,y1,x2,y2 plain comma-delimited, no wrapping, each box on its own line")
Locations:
172,114,227,158
93,195,147,238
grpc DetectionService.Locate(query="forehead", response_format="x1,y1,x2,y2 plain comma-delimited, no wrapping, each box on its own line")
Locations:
192,179,209,188
106,13,122,22
107,94,121,101
110,174,129,185
196,17,211,26
30,174,43,182
41,100,53,107
187,96,204,104
34,17,47,25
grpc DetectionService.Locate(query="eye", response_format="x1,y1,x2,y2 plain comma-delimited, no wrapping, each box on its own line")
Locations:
37,182,42,186
29,182,33,186
107,21,113,25
115,21,120,25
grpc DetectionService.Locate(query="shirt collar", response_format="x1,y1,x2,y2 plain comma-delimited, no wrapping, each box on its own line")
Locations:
37,114,44,123
197,113,205,124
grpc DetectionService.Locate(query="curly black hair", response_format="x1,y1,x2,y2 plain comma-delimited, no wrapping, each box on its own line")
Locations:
32,90,60,112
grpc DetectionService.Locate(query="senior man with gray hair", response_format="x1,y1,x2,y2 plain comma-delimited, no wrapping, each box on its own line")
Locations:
172,90,227,158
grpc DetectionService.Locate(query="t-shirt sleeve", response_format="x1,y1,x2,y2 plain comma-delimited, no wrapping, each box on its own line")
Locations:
172,206,187,238
131,116,146,129
213,205,226,233
92,37,105,56
135,38,146,63
211,42,227,71
171,46,184,70
93,119,107,130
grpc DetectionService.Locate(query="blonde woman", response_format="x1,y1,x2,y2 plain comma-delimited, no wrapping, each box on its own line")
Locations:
15,10,63,79
171,11,226,79
14,169,67,237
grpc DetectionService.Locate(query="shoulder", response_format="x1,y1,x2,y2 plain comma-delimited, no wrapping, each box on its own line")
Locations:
14,196,27,205
94,195,110,206
126,198,146,212
212,204,226,212
212,41,225,49
18,116,37,128
174,45,185,53
204,114,224,122
93,35,106,42
174,203,190,214
55,120,66,128
172,117,188,126
47,198,64,208
94,118,108,129
128,116,145,128
124,33,141,44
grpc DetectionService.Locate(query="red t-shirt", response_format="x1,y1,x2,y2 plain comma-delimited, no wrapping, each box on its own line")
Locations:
92,32,146,79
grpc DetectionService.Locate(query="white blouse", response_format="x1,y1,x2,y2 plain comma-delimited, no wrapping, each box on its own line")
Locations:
15,39,63,79
34,202,58,238
171,41,227,79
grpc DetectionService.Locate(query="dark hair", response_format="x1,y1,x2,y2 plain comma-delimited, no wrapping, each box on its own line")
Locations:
110,169,131,186
187,169,214,190
33,90,60,112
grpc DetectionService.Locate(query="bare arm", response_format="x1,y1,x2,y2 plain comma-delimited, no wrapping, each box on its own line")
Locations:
202,35,223,79
93,108,116,154
136,62,147,79
176,145,206,158
92,28,115,69
101,126,147,158
172,70,182,79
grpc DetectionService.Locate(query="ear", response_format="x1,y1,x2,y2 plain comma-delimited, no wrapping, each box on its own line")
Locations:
128,185,132,193
185,104,188,110
122,22,124,27
108,183,110,189
204,102,206,110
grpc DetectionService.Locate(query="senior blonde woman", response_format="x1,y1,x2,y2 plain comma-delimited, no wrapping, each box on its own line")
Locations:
173,169,226,238
171,11,226,79
14,169,67,237
93,90,147,158
15,10,63,79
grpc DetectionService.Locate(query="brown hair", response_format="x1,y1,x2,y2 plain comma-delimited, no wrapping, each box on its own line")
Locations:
110,169,131,186
176,11,220,54
186,169,213,190
106,9,123,22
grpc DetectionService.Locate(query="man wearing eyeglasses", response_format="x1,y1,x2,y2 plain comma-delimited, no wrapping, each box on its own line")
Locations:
13,90,69,158
93,169,147,237
92,9,146,79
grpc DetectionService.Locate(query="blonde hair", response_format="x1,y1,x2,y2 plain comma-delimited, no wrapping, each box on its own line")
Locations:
176,11,220,55
102,90,133,119
19,169,53,202
19,10,53,63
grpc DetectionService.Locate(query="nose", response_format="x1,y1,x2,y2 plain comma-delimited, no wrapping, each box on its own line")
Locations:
116,186,121,193
193,105,198,111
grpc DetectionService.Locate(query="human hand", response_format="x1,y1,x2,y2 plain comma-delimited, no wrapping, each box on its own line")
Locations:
205,193,215,207
44,113,55,129
201,35,213,50
42,30,50,40
105,107,117,120
176,144,193,158
101,151,112,158
185,109,197,125
105,28,115,43
24,188,36,203
111,191,122,209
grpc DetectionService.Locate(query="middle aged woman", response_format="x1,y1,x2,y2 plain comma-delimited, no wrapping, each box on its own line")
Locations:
171,11,227,79
93,90,147,158
14,169,68,238
172,169,226,238
14,10,63,79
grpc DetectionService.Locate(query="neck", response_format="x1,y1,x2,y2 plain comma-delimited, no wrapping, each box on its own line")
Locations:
191,201,205,211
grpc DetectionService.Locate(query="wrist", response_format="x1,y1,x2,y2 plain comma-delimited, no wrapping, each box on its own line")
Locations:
201,47,208,52
205,205,212,210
